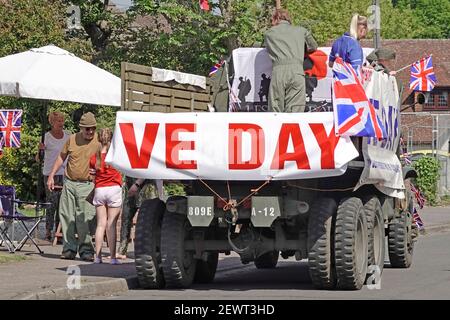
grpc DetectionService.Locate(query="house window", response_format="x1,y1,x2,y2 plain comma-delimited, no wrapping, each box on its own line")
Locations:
438,91,448,107
424,90,450,110
425,93,435,108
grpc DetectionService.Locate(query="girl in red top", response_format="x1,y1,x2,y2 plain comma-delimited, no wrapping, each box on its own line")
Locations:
89,128,123,265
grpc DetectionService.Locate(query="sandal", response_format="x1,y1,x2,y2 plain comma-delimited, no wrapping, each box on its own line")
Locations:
110,258,120,265
94,257,103,264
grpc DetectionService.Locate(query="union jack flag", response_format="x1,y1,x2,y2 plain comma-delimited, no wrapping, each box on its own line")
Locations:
332,57,386,138
209,60,224,77
409,56,437,92
413,207,425,230
410,183,425,209
0,110,22,148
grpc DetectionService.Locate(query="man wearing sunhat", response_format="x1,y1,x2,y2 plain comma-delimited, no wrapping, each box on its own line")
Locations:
47,112,100,261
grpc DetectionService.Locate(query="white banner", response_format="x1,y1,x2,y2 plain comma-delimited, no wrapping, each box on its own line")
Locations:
230,47,374,112
357,71,405,197
106,112,359,181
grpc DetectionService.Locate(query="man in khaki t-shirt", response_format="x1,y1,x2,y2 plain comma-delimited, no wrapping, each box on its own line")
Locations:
47,112,100,261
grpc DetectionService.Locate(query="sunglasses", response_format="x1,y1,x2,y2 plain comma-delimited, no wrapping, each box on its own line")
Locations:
84,127,96,132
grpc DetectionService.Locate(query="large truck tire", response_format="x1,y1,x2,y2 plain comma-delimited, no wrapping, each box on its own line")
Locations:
335,197,368,290
135,199,166,289
363,196,385,281
255,251,279,269
307,197,337,289
194,252,219,283
161,212,197,288
388,209,414,268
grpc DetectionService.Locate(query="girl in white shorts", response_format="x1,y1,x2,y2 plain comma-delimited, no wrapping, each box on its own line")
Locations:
89,128,123,265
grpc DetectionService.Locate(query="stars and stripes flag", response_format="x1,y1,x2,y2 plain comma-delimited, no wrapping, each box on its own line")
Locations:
413,207,425,231
410,183,426,209
332,57,386,138
409,55,437,92
209,60,224,77
199,0,210,11
0,110,23,148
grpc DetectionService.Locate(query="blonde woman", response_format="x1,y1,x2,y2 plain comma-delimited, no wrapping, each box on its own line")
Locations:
328,14,368,75
89,128,123,265
36,111,70,240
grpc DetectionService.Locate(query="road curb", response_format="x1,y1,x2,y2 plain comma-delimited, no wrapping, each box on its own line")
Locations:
20,276,139,300
422,223,450,235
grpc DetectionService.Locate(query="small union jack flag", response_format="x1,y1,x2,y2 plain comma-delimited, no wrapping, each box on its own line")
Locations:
410,183,425,209
209,60,224,77
332,57,386,138
409,55,437,92
0,110,22,148
413,207,425,231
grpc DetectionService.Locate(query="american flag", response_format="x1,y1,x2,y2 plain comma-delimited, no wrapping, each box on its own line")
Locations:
332,57,386,138
413,207,425,231
410,183,425,209
409,55,437,92
0,110,23,148
209,60,224,77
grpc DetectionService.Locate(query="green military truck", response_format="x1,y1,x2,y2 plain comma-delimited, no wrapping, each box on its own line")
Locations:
120,60,418,290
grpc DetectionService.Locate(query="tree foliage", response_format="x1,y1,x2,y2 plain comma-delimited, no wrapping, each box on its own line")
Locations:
413,156,441,206
393,0,450,38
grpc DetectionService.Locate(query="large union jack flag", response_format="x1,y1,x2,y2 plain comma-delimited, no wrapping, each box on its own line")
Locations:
332,57,386,138
409,56,437,92
0,110,23,148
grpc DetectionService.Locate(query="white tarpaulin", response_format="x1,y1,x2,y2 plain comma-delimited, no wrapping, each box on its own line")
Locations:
356,71,405,198
0,45,121,106
106,112,359,180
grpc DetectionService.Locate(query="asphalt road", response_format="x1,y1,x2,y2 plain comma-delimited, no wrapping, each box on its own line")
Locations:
101,229,450,300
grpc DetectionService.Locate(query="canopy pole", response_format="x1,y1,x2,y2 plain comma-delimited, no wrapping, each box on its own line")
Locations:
37,101,48,203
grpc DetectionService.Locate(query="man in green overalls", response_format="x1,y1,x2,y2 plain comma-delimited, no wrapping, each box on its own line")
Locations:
264,9,318,112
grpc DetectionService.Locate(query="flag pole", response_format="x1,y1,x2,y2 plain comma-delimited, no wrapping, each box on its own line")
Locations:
394,54,433,74
276,0,281,9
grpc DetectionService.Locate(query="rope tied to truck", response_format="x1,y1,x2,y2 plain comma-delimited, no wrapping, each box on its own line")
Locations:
198,177,273,212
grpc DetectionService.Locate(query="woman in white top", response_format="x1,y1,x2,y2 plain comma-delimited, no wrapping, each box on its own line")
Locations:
36,112,70,240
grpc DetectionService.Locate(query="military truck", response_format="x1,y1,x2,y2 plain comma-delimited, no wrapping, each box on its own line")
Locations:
119,58,418,291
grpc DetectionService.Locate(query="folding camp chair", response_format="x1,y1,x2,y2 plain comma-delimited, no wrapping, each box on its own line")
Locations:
0,185,50,254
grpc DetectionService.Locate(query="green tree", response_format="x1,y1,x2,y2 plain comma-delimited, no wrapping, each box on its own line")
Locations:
285,0,419,44
392,0,449,38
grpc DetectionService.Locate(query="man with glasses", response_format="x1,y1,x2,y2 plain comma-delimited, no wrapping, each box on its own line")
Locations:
47,112,100,261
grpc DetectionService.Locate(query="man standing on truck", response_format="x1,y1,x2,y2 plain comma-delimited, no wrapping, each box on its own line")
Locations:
264,8,318,112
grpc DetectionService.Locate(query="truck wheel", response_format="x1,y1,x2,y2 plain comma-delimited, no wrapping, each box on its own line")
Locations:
307,197,337,289
363,197,385,281
335,197,368,290
194,252,219,283
255,251,279,269
135,199,166,289
388,209,414,268
161,212,197,288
